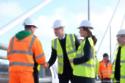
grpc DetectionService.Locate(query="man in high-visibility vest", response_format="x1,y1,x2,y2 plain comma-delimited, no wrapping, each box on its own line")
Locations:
47,19,79,83
98,53,112,83
7,18,48,83
112,29,125,83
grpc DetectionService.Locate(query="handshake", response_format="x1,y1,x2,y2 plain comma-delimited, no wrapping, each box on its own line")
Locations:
42,62,49,68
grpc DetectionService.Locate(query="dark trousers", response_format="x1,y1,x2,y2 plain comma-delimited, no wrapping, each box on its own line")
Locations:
33,62,39,83
59,78,74,83
33,70,39,83
33,57,39,83
58,75,74,83
72,76,95,83
101,78,111,83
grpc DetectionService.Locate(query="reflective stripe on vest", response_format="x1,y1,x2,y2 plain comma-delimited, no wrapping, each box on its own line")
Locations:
35,53,44,60
101,70,112,73
53,38,57,50
8,35,35,56
28,35,36,52
52,34,76,74
8,35,36,67
58,55,63,58
121,76,125,79
10,37,15,53
69,34,76,51
67,48,76,55
58,62,63,66
10,62,34,67
8,50,33,55
82,63,95,67
121,60,125,63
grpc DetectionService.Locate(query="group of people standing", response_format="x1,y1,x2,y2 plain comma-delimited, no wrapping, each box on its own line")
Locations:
48,19,97,83
7,17,125,83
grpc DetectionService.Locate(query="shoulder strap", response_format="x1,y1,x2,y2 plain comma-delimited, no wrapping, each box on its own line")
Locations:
28,35,36,52
9,37,15,53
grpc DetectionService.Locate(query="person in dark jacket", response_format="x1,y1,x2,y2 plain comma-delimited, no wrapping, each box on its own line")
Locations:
113,29,125,83
72,20,97,83
47,19,79,83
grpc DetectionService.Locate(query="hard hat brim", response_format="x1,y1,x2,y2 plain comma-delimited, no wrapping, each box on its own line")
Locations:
78,26,93,29
117,29,125,37
117,34,125,37
25,25,37,28
53,26,64,29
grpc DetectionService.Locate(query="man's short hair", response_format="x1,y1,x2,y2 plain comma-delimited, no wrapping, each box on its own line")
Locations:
103,53,108,57
25,25,36,29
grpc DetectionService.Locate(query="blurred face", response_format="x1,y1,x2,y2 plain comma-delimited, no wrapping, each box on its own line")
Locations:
31,26,37,33
79,28,88,37
54,27,64,38
117,35,125,45
103,56,109,62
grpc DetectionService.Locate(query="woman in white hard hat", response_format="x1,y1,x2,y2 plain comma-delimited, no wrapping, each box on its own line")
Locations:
112,29,125,83
72,20,97,83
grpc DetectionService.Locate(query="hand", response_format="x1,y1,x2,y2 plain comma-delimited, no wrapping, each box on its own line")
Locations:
43,62,49,68
70,59,73,63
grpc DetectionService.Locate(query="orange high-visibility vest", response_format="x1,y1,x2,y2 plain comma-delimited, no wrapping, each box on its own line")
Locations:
98,60,112,79
7,35,46,72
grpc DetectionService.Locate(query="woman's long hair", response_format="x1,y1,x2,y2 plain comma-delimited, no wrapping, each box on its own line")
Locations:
83,28,97,45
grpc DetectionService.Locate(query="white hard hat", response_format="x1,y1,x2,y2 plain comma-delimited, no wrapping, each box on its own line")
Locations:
23,18,37,27
52,19,64,29
78,20,93,29
117,29,125,36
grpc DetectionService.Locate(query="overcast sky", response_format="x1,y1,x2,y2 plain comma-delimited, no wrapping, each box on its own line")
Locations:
0,0,125,61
